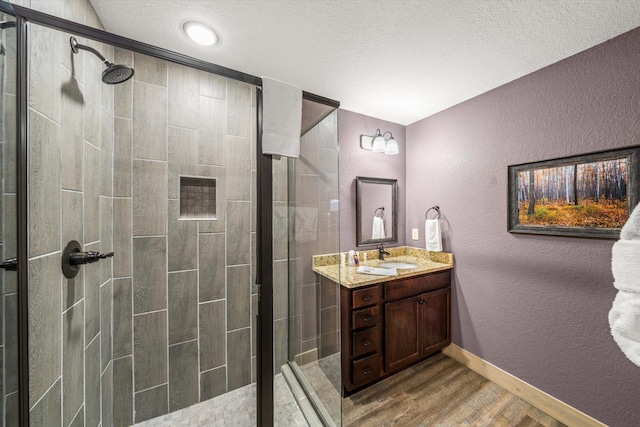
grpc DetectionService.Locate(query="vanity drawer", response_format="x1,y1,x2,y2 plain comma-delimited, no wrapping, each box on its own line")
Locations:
352,352,382,387
384,270,450,302
352,285,381,309
352,306,379,330
352,326,381,358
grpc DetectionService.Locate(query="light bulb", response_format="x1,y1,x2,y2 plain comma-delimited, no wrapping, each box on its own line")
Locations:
183,21,219,46
372,135,386,152
384,138,398,155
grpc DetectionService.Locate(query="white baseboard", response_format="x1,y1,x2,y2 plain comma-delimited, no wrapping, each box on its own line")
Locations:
442,344,606,427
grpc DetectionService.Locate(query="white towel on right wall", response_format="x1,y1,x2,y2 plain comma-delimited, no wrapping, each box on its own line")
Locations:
425,219,442,252
609,202,640,367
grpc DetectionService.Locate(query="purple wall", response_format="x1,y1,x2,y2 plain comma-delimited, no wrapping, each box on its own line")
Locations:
338,109,406,251
406,28,640,426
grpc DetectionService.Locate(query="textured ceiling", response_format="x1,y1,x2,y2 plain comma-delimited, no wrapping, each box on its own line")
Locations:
89,0,640,125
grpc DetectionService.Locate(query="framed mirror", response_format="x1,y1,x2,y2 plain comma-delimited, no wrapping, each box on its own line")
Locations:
356,176,398,246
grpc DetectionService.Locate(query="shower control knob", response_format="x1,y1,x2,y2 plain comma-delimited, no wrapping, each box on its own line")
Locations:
62,240,115,279
0,257,17,271
69,250,114,265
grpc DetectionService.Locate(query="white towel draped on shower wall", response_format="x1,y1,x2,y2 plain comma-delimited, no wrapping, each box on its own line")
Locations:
609,202,640,367
261,77,302,158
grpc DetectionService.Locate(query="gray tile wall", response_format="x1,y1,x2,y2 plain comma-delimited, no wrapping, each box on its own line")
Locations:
112,50,257,424
25,1,116,426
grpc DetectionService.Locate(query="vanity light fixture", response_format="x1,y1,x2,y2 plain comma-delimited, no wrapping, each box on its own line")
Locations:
183,20,219,46
372,129,387,152
361,129,399,155
384,136,399,155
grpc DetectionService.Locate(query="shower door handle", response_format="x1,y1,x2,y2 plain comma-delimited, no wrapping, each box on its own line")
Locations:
62,240,114,279
69,250,114,265
0,257,17,271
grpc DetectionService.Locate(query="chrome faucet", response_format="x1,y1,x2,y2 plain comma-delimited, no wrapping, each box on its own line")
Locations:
378,244,390,260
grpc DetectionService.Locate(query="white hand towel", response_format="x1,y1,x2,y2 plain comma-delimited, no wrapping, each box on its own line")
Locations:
612,240,640,292
357,266,398,276
261,77,302,158
425,219,442,252
609,291,640,366
372,216,385,239
609,202,640,366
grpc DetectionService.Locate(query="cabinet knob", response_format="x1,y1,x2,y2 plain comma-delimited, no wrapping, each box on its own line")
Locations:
362,367,374,376
362,316,373,323
362,295,374,302
362,339,374,347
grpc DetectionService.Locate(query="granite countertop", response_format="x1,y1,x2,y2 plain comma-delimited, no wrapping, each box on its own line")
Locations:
312,246,454,289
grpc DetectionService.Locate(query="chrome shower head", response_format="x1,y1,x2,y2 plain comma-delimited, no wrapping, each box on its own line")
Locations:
70,36,134,85
102,63,135,85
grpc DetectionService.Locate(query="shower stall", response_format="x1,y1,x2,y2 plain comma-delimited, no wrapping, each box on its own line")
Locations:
0,1,341,426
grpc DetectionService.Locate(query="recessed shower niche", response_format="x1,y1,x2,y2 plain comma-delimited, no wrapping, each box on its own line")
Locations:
179,176,218,220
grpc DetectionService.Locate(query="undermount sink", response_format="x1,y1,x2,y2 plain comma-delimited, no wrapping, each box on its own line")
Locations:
379,262,417,269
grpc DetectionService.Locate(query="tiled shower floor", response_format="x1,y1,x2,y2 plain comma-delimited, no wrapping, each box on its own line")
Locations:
135,374,308,426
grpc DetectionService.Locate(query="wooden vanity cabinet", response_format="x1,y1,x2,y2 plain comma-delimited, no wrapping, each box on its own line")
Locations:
340,270,451,396
340,284,384,393
385,287,450,373
384,295,421,372
420,287,451,356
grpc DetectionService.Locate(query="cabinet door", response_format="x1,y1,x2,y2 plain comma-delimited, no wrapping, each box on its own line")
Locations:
385,296,421,372
420,287,451,356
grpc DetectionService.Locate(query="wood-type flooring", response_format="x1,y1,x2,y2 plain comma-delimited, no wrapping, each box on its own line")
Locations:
342,353,566,427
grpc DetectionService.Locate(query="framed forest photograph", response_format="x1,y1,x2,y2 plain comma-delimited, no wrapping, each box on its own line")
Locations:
508,146,640,239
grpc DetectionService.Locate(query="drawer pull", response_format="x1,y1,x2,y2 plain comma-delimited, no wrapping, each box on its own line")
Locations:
362,339,374,347
362,367,374,376
362,295,374,302
363,316,373,323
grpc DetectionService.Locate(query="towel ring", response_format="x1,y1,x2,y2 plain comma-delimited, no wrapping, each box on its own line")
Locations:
374,206,385,218
425,206,441,220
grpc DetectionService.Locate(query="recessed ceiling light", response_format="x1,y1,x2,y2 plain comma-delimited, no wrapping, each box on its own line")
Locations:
183,21,219,46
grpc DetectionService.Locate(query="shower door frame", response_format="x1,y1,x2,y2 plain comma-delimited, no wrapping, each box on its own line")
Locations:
0,1,340,426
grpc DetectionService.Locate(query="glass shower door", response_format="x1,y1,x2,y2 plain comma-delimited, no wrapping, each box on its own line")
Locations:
274,107,341,425
0,12,17,427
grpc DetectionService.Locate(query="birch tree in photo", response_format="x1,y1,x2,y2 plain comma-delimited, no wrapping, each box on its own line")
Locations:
595,162,600,203
528,169,535,215
565,166,570,204
573,164,578,206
